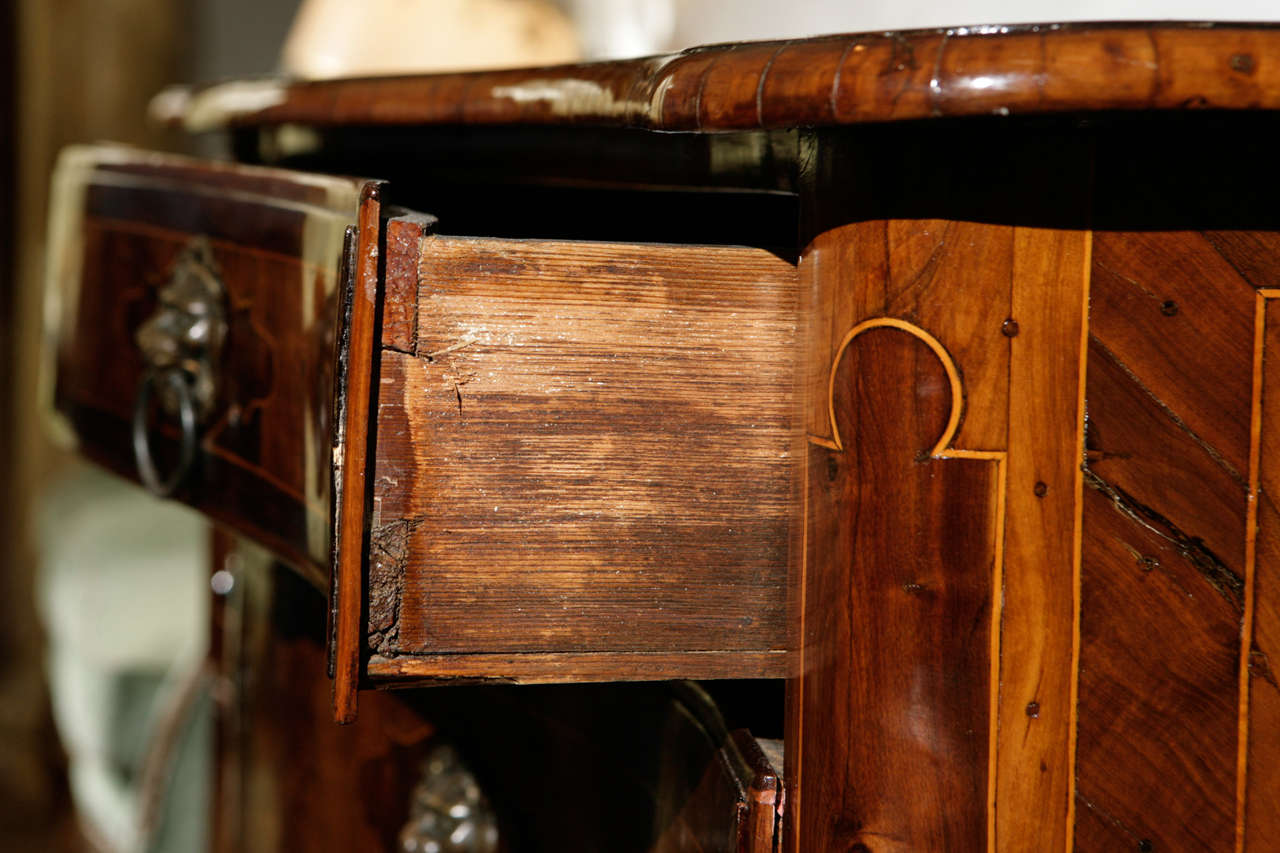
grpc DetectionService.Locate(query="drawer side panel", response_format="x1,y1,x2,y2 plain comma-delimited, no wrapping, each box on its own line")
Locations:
370,236,800,672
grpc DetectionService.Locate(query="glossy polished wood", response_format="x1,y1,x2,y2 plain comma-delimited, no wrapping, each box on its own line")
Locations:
211,534,438,853
50,27,1280,853
158,23,1280,133
46,146,373,583
787,124,1091,852
799,324,999,850
1070,123,1280,852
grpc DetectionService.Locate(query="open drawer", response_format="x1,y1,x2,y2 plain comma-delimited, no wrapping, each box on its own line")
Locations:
45,146,801,722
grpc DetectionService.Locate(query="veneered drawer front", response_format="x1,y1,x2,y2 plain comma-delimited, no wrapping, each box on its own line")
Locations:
362,226,801,683
45,145,378,580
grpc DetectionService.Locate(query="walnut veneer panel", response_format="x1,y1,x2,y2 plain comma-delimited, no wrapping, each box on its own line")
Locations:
1074,230,1280,851
367,235,799,679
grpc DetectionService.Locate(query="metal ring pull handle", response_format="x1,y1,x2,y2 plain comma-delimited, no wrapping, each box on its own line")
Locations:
132,368,199,497
130,237,227,499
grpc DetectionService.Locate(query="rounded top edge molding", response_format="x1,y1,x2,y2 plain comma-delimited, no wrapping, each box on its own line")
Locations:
153,22,1280,133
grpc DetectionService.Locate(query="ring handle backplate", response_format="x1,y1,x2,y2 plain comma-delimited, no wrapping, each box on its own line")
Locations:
131,238,227,497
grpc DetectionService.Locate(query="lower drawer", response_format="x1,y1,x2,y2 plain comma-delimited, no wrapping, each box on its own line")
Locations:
217,538,781,853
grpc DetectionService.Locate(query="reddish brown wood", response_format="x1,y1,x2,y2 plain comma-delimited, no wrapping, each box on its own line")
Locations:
367,235,800,680
794,326,998,851
998,227,1089,852
652,720,781,853
1074,484,1240,851
731,733,782,853
1085,341,1247,581
46,146,372,583
885,218,1013,450
379,214,434,354
1244,294,1280,848
1076,229,1259,851
55,42,1280,851
216,535,782,852
790,127,1091,847
211,544,438,853
157,24,1280,133
331,183,382,724
1090,231,1256,479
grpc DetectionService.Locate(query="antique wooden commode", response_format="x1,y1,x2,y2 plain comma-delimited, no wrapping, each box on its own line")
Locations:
43,21,1280,851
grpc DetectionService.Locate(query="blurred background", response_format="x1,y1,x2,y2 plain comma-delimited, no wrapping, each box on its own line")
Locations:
3,0,1280,851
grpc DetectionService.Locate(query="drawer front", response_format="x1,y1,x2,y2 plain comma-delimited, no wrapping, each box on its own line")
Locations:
45,145,377,581
358,223,801,685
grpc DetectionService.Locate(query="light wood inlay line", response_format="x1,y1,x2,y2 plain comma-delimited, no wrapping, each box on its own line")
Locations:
1236,288,1276,851
1064,229,1093,853
791,441,810,843
809,317,966,456
815,318,1007,851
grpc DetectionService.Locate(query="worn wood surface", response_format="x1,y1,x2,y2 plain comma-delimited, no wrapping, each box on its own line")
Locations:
367,235,800,679
157,23,1280,133
53,64,1280,852
329,184,382,724
47,146,371,583
1075,483,1240,851
214,540,778,853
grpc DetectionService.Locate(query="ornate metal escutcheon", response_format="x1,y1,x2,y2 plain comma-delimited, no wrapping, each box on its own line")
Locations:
398,743,500,853
131,237,228,496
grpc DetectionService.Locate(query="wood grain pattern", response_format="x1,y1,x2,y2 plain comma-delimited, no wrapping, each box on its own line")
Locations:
368,236,800,678
158,24,1280,133
1077,230,1258,851
330,183,382,724
885,218,1012,451
217,532,782,853
997,227,1089,852
1074,484,1240,851
794,323,999,851
790,126,1091,849
46,146,370,582
1243,293,1280,849
366,651,786,682
1090,231,1256,479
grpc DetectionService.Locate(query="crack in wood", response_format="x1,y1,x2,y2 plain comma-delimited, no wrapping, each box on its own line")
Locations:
1083,467,1244,609
1076,790,1145,845
1089,335,1247,488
